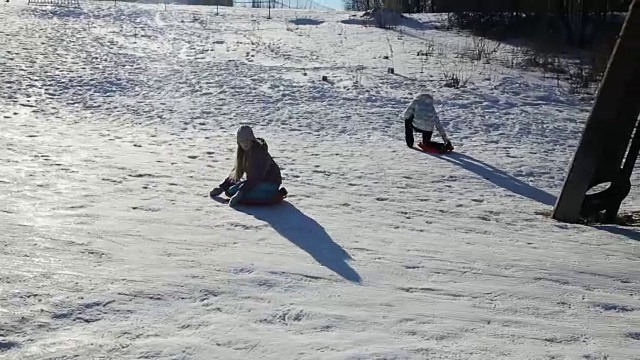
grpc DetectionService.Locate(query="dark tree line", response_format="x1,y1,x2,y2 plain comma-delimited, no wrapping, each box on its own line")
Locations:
445,0,630,48
342,0,630,49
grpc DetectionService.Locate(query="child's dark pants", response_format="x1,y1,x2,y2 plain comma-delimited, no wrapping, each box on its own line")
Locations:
405,118,439,148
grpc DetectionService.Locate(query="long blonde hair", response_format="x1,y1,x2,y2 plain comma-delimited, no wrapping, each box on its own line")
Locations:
231,145,248,182
230,138,268,181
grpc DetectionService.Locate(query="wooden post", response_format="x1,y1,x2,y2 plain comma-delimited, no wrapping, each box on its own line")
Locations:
552,0,640,223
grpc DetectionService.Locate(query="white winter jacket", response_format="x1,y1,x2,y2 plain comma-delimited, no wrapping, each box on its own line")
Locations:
403,93,449,141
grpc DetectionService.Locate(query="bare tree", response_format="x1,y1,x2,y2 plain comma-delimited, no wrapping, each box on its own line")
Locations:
343,0,383,11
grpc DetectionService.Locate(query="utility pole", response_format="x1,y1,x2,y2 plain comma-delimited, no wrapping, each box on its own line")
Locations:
552,0,640,224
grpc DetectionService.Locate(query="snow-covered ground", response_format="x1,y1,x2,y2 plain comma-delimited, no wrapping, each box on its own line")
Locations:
1,1,639,359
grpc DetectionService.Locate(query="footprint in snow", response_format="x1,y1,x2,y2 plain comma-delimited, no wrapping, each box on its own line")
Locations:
593,302,635,313
0,340,20,352
627,332,640,340
259,308,309,325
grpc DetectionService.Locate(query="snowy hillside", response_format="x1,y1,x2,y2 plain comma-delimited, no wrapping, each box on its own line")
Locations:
1,1,639,359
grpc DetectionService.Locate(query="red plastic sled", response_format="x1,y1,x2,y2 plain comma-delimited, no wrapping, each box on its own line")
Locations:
417,141,454,154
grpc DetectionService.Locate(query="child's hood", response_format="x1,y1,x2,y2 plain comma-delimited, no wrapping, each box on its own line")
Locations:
416,93,435,103
254,137,268,151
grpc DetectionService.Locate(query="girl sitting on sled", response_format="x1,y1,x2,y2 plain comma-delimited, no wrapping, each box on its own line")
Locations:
210,125,286,207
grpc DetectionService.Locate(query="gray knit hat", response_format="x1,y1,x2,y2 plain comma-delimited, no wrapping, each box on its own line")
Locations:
236,125,255,142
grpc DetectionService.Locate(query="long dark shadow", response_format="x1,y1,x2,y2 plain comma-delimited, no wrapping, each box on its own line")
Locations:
236,202,362,283
594,225,640,242
416,150,558,206
416,150,640,241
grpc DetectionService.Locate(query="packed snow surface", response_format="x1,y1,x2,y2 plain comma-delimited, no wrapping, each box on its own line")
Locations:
0,1,639,359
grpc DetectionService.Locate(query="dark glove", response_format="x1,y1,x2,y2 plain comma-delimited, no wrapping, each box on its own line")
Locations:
210,187,224,198
443,141,454,153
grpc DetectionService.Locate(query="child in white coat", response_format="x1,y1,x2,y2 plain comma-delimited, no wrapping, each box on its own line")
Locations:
403,93,454,153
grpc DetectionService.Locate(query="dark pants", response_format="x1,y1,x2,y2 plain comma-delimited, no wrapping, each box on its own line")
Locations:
405,118,443,149
218,177,279,201
226,180,279,201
